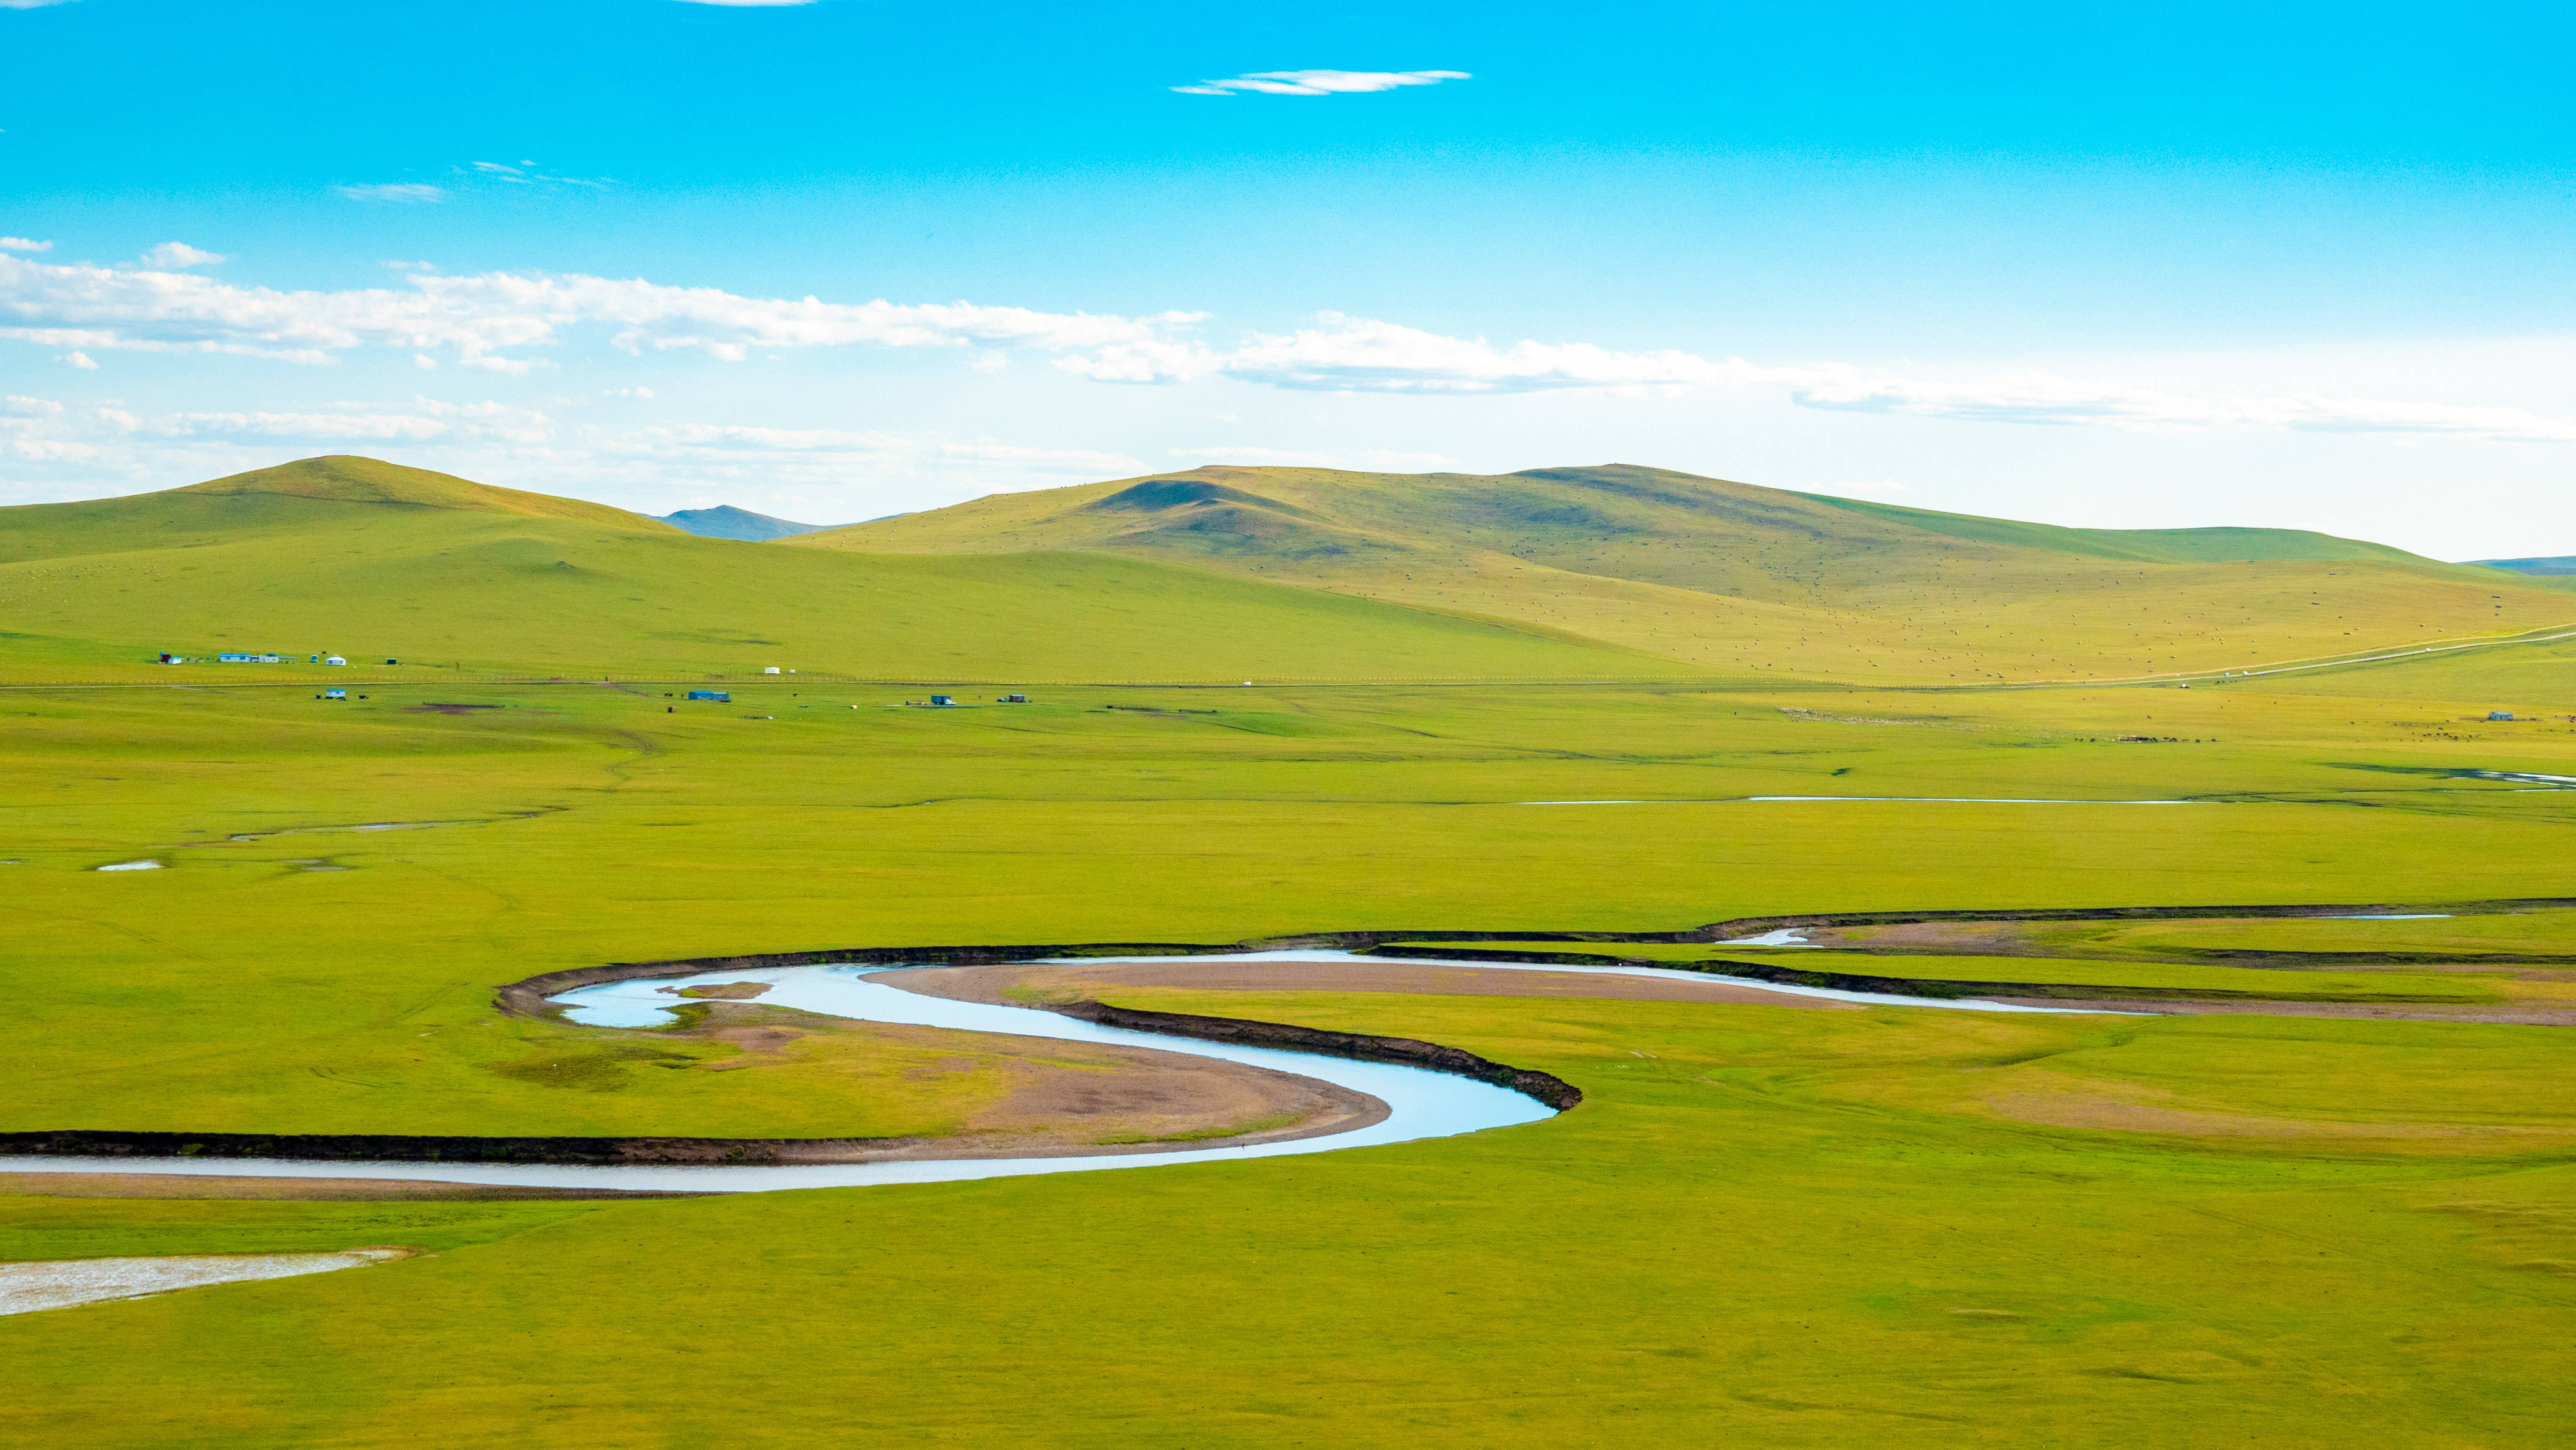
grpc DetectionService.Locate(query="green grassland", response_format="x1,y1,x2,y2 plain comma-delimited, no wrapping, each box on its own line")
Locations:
7,459,2576,1444
2025,912,2576,958
795,462,2574,683
7,992,2574,1447
6,658,2575,1138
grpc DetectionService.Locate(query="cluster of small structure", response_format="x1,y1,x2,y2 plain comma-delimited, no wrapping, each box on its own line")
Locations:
155,652,391,667
901,693,1031,708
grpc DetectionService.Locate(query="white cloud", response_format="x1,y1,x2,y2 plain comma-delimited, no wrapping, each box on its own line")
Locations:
137,242,228,269
3,389,1138,502
1789,369,2576,442
468,160,612,190
1064,312,2576,444
0,253,1197,371
604,386,656,398
1054,338,1225,384
1174,69,1470,97
381,259,440,273
57,349,95,370
0,1,81,8
0,237,53,252
1067,313,1771,394
337,183,446,203
144,398,555,445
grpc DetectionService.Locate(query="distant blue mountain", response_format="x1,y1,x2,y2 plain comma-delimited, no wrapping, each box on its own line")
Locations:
656,505,839,541
2469,555,2576,576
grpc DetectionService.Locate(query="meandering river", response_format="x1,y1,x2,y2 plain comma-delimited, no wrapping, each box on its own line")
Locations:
0,955,2119,1194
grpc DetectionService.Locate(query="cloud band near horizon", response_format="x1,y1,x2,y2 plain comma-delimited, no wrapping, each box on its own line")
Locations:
0,253,2564,444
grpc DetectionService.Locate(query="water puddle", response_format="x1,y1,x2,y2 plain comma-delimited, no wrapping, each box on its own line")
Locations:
0,1249,407,1317
2473,771,2576,791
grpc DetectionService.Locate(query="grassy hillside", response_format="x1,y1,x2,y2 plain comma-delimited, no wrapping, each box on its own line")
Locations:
0,459,1688,683
795,463,2572,683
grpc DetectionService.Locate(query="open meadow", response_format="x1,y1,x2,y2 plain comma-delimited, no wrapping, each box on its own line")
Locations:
0,460,2572,1445
6,607,2576,1443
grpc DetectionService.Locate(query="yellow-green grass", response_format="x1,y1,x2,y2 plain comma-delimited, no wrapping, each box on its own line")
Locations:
2024,912,2576,958
6,672,2576,1136
0,461,1686,684
795,463,2576,683
1381,943,2516,1002
6,620,2576,1441
11,459,2576,1441
7,992,2576,1447
2220,625,2576,716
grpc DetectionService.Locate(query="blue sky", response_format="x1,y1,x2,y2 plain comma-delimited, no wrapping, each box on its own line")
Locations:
2,0,2569,555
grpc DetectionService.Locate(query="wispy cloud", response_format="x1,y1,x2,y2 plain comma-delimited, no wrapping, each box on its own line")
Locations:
144,398,556,445
469,160,613,190
1063,313,2576,445
1061,313,1767,393
0,0,83,8
337,183,446,204
0,253,1199,371
1787,370,2576,441
57,350,95,370
0,237,53,252
1172,69,1469,97
0,391,1130,497
136,242,227,270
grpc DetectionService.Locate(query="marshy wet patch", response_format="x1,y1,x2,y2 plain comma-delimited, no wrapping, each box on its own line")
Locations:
0,1247,413,1317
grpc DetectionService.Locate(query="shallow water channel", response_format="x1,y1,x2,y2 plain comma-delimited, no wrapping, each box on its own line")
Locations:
0,954,2116,1195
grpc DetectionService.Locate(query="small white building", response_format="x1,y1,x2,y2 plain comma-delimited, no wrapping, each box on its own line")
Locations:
324,655,347,667
763,666,781,674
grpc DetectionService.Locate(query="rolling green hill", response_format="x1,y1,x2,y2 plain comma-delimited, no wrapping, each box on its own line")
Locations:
0,459,1684,682
793,463,2571,683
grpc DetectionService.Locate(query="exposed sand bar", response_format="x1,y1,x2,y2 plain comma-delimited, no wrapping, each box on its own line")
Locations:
1009,951,2133,1015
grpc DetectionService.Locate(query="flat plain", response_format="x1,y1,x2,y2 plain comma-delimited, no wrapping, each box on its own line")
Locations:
4,459,2573,1446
